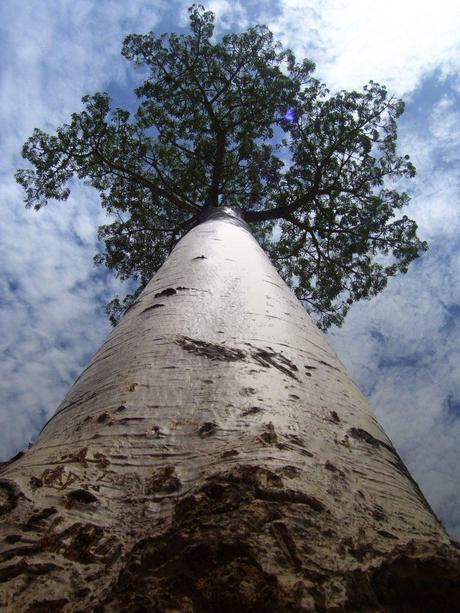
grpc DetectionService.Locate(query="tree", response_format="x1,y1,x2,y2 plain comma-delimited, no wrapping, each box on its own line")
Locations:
16,4,425,329
3,5,459,611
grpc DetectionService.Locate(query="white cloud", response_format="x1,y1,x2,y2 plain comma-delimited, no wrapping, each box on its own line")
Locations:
269,0,460,95
397,91,460,240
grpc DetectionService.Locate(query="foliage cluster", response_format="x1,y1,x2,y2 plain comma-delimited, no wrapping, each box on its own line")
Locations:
16,4,425,328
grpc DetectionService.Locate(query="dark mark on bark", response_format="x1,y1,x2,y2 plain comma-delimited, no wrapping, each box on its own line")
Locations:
54,522,114,565
372,507,386,522
377,530,398,539
255,487,325,512
23,507,58,531
221,450,239,458
62,447,88,466
316,359,341,372
349,428,405,460
330,410,340,423
286,434,313,458
176,336,299,380
0,544,42,564
177,337,245,361
260,422,277,445
146,466,181,495
241,406,262,417
198,422,217,437
270,521,301,568
287,434,304,445
276,443,290,450
141,304,164,314
251,347,299,381
0,480,24,515
325,461,338,473
0,561,61,584
154,288,177,298
97,412,110,424
116,405,127,412
4,534,21,544
192,255,207,260
94,452,110,468
349,427,381,447
24,598,70,611
29,475,43,490
66,489,99,506
152,426,166,438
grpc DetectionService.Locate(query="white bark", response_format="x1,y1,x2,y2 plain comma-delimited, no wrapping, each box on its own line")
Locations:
0,207,459,612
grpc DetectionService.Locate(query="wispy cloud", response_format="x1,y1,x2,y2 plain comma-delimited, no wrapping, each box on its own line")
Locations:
269,0,460,95
0,0,164,456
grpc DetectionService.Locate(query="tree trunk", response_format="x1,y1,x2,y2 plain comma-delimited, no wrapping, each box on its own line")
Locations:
1,207,459,612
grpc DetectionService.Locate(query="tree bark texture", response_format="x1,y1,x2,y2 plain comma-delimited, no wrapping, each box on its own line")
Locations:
1,207,459,612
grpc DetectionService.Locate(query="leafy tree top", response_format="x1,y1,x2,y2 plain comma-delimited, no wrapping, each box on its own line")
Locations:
16,4,425,329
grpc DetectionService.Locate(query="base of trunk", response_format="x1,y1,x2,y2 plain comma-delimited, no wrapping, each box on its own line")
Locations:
1,463,459,612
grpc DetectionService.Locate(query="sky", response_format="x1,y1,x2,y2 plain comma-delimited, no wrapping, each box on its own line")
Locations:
1,0,460,540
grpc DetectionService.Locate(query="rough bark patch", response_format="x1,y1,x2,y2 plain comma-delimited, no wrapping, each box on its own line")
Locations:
176,337,299,380
101,463,460,612
101,465,311,612
177,337,246,361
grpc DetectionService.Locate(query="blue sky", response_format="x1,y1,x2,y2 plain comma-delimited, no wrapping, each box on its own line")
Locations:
1,0,460,540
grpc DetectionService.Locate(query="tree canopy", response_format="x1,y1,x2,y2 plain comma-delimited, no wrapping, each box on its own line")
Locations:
16,4,426,329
